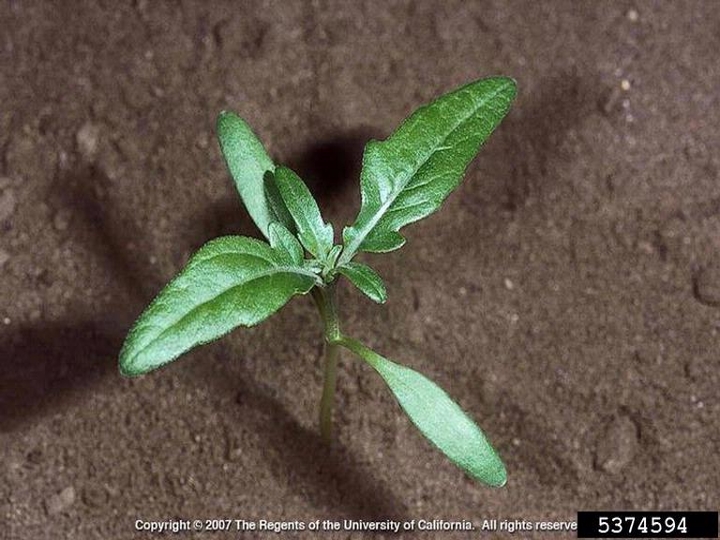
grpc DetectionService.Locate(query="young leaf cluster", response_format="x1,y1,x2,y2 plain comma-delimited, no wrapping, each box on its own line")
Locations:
119,76,517,488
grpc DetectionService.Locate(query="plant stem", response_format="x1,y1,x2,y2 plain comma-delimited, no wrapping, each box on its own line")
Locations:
313,283,342,443
319,340,339,443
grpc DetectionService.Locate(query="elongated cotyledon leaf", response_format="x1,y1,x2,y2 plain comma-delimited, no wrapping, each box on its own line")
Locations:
338,262,387,304
338,336,506,487
274,166,334,260
119,236,318,377
341,77,516,263
217,111,277,238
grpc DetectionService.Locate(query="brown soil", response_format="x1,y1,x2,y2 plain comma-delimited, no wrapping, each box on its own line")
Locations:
1,1,718,538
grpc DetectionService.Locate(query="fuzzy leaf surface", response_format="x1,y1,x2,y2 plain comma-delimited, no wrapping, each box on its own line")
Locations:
339,337,506,487
119,236,317,377
268,222,304,265
216,111,277,238
341,77,516,262
274,166,334,260
264,171,296,234
338,262,387,304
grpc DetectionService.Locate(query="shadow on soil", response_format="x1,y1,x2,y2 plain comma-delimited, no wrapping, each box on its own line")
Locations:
201,343,409,520
0,155,407,517
0,165,144,432
0,321,120,432
285,126,380,230
472,69,604,212
286,127,375,206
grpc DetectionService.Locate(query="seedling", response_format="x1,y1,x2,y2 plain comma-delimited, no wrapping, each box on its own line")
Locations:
119,76,517,487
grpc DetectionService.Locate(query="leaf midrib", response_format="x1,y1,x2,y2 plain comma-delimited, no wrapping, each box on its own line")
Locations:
339,80,512,265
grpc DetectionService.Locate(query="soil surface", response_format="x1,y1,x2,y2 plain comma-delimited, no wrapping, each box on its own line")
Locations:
1,1,718,539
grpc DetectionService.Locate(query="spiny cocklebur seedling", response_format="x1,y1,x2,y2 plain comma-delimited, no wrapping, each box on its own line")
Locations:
119,76,517,487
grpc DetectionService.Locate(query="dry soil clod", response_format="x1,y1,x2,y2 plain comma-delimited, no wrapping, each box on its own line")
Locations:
0,188,17,221
45,486,76,516
595,415,639,474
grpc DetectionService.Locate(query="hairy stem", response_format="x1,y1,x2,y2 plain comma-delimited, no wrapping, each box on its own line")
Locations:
313,283,341,443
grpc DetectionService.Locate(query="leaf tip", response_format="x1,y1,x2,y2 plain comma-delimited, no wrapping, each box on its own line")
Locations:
373,287,388,304
118,332,151,379
481,457,507,488
496,76,518,100
505,77,518,98
492,465,508,488
216,110,245,138
118,353,141,378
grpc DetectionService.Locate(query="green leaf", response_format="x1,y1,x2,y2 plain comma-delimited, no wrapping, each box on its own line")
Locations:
264,171,296,234
268,222,303,265
338,336,506,487
341,77,517,263
303,259,324,273
216,111,277,238
119,236,318,377
274,166,334,260
338,262,387,304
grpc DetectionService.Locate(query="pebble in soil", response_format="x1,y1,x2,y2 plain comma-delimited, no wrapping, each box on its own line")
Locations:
76,121,100,162
693,265,720,307
594,415,640,474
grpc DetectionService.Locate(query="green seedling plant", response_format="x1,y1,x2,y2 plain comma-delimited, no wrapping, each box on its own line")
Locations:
119,76,517,487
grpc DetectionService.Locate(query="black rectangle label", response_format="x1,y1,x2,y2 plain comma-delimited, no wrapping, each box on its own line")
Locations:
577,511,718,538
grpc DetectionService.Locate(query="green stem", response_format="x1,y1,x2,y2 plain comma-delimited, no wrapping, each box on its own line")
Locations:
335,335,378,368
319,340,339,443
313,283,342,443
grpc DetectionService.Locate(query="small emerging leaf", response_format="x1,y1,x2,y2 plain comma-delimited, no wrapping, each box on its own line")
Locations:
268,222,303,265
217,111,277,238
274,166,334,260
338,337,506,487
264,171,296,234
303,259,324,273
119,236,317,377
339,262,387,304
326,245,342,267
341,77,516,263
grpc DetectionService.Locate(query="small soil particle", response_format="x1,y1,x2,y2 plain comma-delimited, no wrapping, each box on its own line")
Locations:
45,486,76,515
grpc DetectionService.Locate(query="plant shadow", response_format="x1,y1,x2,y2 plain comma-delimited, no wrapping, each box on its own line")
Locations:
0,136,407,517
285,127,379,230
470,69,604,212
0,164,147,432
0,321,120,432
196,343,408,520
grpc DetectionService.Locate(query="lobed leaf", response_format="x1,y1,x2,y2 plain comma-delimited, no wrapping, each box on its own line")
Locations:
338,336,506,487
216,111,277,238
119,236,318,377
274,166,334,260
341,77,517,263
338,262,387,304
